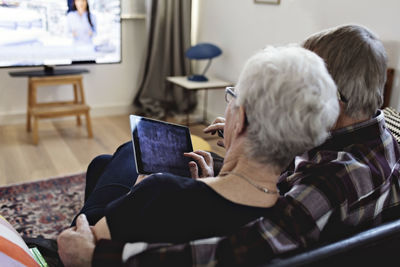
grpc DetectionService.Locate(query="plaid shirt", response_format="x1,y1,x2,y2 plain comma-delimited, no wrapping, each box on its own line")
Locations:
92,110,400,267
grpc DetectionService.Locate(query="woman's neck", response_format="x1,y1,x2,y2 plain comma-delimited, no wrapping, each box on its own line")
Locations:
202,155,281,207
220,156,280,188
220,139,280,188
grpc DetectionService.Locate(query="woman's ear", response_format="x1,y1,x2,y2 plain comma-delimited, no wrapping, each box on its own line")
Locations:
235,106,247,135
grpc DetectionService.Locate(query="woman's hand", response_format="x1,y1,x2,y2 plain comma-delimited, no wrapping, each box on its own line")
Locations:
203,117,225,147
184,150,214,178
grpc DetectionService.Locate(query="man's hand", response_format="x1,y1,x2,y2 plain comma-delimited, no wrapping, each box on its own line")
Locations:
57,214,96,267
184,150,214,178
203,117,225,147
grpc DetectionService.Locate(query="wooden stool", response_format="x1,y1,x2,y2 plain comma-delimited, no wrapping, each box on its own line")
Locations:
26,75,93,145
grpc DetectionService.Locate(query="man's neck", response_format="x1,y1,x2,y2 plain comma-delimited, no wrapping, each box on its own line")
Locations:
333,113,370,130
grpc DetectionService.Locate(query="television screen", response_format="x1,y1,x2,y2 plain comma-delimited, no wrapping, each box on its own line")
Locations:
0,0,121,68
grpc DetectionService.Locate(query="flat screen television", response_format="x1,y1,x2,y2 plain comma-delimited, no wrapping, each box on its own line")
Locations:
0,0,121,76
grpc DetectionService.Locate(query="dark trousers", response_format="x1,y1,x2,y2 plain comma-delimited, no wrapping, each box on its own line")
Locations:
72,141,137,226
72,141,224,226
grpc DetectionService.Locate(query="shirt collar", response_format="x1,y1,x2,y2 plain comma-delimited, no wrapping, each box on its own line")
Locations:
330,110,384,137
313,110,384,152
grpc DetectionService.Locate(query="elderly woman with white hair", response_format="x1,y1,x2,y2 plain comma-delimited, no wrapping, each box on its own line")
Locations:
60,45,339,246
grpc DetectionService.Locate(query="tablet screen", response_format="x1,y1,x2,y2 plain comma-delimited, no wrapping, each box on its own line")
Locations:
130,115,193,177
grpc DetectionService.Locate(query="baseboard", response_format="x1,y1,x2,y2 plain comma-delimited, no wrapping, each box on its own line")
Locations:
0,104,136,125
0,104,221,126
0,111,26,125
90,104,135,117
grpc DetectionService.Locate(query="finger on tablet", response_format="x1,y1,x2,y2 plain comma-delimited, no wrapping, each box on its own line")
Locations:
188,161,199,179
193,150,213,166
184,152,209,177
184,152,206,166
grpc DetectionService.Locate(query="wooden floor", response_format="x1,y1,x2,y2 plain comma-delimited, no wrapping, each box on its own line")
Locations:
0,115,225,185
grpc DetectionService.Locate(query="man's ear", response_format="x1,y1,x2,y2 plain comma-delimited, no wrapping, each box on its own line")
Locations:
235,106,247,135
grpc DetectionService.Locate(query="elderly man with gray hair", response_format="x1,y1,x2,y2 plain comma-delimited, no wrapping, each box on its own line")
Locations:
58,25,400,267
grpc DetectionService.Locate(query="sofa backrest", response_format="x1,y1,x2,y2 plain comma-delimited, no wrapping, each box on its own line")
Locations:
383,107,400,143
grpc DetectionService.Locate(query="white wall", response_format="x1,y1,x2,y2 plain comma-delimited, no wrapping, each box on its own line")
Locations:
2,1,399,125
195,0,400,120
0,19,146,125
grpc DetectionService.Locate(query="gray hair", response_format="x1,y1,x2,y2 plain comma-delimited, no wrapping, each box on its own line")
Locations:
302,24,387,119
235,45,339,169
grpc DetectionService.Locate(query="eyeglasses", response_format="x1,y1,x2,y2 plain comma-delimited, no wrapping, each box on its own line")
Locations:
225,87,237,103
337,90,348,103
226,87,347,104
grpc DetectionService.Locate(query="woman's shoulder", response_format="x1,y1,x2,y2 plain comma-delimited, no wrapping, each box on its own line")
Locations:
128,174,217,212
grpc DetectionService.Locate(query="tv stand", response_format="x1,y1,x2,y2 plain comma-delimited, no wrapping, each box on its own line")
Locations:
9,66,89,77
10,70,93,144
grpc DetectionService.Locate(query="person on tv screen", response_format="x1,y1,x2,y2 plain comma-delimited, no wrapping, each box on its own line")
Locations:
67,0,96,44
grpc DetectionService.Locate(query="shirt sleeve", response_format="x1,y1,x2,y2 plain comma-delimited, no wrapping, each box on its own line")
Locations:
92,239,125,267
92,218,281,267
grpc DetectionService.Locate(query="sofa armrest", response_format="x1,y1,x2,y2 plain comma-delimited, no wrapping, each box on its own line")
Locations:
265,218,400,267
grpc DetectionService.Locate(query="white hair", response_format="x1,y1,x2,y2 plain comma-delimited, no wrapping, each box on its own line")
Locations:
235,45,339,169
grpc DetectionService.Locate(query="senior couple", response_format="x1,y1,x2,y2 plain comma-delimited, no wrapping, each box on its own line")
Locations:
57,24,400,266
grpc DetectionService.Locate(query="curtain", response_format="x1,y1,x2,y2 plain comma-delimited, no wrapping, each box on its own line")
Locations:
134,0,197,119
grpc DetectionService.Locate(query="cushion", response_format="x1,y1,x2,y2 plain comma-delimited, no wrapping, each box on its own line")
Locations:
191,134,211,151
0,215,40,267
383,107,400,143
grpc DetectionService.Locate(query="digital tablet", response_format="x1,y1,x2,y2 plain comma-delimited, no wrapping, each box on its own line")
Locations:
130,115,193,177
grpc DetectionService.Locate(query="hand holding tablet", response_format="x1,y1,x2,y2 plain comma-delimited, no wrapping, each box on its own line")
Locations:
130,115,193,177
184,150,214,178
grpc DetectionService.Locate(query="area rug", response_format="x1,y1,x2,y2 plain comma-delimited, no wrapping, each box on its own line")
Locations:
0,173,85,239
